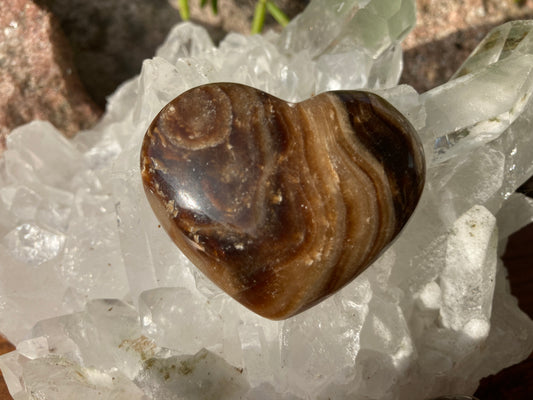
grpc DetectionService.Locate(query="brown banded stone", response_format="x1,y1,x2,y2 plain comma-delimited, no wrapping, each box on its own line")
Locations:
140,83,425,320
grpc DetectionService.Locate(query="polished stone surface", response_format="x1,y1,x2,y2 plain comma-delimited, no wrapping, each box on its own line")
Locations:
141,82,425,319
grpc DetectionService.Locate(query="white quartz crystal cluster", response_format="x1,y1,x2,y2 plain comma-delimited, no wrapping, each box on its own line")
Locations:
1,1,533,399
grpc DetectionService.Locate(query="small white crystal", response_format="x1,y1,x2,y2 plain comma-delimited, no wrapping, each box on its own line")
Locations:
139,287,224,354
440,205,497,333
6,121,85,190
417,281,441,311
8,186,41,221
135,349,250,400
16,336,49,360
20,356,145,400
2,223,65,266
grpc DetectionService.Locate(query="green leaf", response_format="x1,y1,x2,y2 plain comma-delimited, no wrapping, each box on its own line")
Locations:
178,0,190,20
251,0,267,34
266,1,289,27
211,0,218,14
200,0,208,7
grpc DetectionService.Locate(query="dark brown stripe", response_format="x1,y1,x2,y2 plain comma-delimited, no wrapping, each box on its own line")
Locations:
333,91,425,230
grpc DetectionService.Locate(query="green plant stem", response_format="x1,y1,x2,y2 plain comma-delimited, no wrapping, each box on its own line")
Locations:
251,0,267,34
178,0,190,20
265,1,289,27
179,0,286,33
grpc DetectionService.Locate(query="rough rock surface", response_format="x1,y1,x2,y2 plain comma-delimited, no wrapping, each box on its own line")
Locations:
401,0,533,92
34,0,186,107
0,338,14,400
36,0,309,107
0,0,101,152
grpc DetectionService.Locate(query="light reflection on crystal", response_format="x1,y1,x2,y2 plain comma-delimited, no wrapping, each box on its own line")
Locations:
2,223,65,266
0,1,532,399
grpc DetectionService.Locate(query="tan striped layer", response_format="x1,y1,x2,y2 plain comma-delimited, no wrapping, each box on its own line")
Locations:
141,83,425,320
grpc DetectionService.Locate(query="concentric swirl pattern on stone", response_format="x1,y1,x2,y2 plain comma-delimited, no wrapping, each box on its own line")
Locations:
141,83,425,320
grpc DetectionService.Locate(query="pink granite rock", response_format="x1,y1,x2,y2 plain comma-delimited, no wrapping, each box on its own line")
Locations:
0,0,102,152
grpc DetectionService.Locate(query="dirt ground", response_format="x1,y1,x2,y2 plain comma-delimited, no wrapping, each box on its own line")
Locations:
401,0,533,92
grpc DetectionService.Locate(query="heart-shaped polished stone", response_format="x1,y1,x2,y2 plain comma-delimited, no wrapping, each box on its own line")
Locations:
141,83,425,320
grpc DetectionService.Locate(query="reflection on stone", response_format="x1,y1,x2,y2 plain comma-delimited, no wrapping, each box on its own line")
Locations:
141,83,425,319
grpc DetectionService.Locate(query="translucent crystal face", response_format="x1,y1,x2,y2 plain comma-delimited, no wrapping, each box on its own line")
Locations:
0,1,533,400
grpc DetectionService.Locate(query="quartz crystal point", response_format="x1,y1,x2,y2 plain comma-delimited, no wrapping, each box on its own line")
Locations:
140,83,425,319
424,20,533,163
1,1,533,399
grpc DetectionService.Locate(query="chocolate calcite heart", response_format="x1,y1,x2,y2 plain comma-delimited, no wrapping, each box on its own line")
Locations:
140,83,425,320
